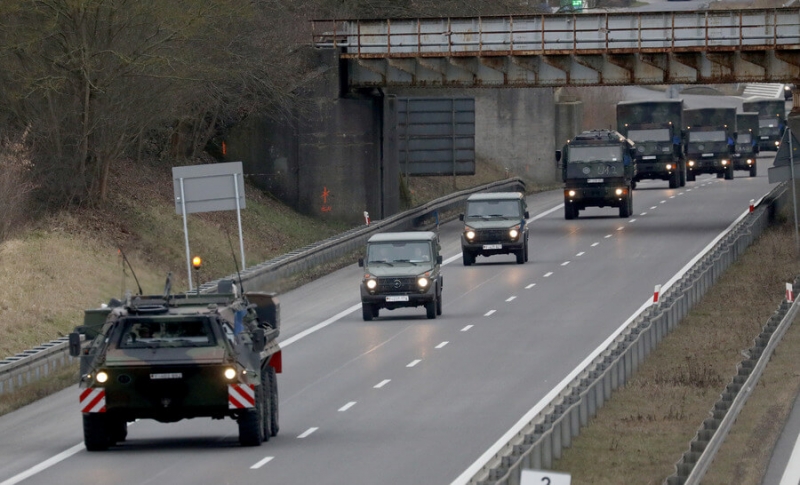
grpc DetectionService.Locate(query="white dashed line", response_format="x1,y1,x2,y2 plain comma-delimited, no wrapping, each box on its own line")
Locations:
591,242,599,247
374,379,391,389
436,341,449,349
338,402,357,412
669,195,675,199
628,218,636,223
251,456,274,469
561,261,570,266
407,359,422,367
506,296,517,302
605,234,612,238
298,427,318,439
617,227,624,231
678,192,684,196
686,189,692,192
525,283,536,289
640,212,647,216
650,206,657,210
576,252,584,257
485,310,496,316
461,325,473,332
660,200,666,204
543,272,553,277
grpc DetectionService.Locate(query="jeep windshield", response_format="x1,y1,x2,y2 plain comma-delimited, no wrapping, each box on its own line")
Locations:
627,128,670,142
119,318,216,348
367,241,432,266
465,199,521,219
568,146,623,163
688,131,726,142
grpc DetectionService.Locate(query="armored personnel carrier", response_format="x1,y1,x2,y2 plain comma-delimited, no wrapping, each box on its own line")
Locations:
69,277,281,450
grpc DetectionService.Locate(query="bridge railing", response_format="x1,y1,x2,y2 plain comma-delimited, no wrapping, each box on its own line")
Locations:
312,8,800,57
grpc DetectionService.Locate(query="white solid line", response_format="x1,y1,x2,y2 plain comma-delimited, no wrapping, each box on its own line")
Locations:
435,341,449,349
591,242,599,247
779,429,800,484
485,310,496,316
374,379,391,389
338,401,357,412
407,359,422,367
297,427,318,439
506,296,517,302
561,261,570,266
576,252,584,257
525,283,536,289
0,443,84,485
450,199,769,485
251,456,274,469
543,272,553,277
461,325,474,332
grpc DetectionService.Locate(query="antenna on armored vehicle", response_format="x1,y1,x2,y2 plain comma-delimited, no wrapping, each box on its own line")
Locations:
227,233,246,297
119,248,143,296
163,271,173,300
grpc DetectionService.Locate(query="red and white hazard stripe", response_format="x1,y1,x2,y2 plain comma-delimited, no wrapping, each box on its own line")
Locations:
79,388,106,413
228,384,255,409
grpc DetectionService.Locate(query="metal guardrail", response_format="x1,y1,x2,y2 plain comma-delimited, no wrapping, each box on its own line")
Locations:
467,181,790,484
0,177,525,396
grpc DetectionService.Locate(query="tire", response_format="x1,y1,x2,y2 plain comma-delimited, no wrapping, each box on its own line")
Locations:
268,367,279,436
372,306,380,318
109,418,127,444
83,414,110,451
425,299,436,319
750,164,757,177
436,288,442,316
523,238,529,263
716,172,724,179
262,366,278,438
362,303,374,321
462,250,474,266
239,401,264,447
724,166,734,180
515,247,525,264
669,169,679,189
687,171,696,182
679,164,687,186
619,194,632,218
564,203,577,220
631,180,637,190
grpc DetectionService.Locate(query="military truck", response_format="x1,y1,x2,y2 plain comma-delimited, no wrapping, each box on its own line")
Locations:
358,231,443,320
734,112,759,177
742,98,786,151
69,277,281,450
684,107,737,181
616,99,686,188
557,130,636,219
458,192,530,265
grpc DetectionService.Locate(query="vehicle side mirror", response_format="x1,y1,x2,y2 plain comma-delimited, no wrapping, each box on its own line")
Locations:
69,332,82,357
459,214,464,221
733,132,738,140
524,211,530,219
436,255,443,264
358,258,364,267
252,328,266,353
555,150,562,163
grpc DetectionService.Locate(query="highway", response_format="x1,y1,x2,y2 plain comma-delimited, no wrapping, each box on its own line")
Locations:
0,167,775,485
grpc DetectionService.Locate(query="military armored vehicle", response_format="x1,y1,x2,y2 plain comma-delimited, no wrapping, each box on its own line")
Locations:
684,107,737,181
358,231,443,320
734,112,759,177
69,277,281,450
459,192,529,266
617,99,686,188
742,99,786,151
557,130,636,220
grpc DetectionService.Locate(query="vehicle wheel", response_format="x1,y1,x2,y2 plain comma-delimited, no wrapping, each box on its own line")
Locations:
725,166,734,180
669,170,679,189
631,180,637,190
716,172,724,179
109,418,127,444
515,247,525,264
268,366,279,436
679,164,687,186
523,238,529,263
436,288,442,316
372,306,380,318
83,414,110,451
362,303,374,321
238,397,264,446
620,195,632,218
261,367,276,439
564,203,577,220
687,171,696,182
462,250,474,266
750,164,757,177
425,299,436,319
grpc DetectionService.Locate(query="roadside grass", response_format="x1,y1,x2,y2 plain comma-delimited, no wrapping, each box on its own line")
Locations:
0,364,78,416
552,212,800,484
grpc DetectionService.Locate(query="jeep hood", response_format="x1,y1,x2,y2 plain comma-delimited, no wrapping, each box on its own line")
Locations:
463,219,520,229
365,265,433,277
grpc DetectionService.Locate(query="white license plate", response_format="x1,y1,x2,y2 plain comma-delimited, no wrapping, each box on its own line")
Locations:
483,244,502,250
761,136,769,139
587,178,603,183
642,155,656,160
150,373,182,380
385,295,409,302
702,153,714,157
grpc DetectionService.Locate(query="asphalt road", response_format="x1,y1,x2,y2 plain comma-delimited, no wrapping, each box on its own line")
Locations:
0,165,776,485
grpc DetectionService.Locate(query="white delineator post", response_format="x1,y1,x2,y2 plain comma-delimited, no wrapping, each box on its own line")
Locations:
364,211,370,225
653,284,661,303
787,283,794,303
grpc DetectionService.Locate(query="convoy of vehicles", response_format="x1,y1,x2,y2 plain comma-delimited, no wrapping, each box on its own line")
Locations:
734,112,759,177
70,277,281,450
558,129,636,219
742,98,786,151
684,107,737,181
616,100,686,189
459,192,529,265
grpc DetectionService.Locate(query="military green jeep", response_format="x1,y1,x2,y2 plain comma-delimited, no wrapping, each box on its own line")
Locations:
459,192,530,265
358,231,443,320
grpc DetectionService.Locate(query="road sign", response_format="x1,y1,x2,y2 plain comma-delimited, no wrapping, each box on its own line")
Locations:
768,128,800,184
521,469,571,485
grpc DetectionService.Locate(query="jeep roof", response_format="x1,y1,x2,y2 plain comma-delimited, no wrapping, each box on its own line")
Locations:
466,192,524,202
367,231,438,243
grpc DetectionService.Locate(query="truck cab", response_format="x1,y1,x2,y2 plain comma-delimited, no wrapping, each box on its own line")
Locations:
734,112,759,177
684,107,737,181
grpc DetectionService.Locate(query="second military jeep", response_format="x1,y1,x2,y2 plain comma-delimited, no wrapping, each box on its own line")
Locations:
459,192,530,266
358,231,443,321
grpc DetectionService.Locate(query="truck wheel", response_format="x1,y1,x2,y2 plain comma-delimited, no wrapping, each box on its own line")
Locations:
436,288,442,316
462,250,474,266
260,368,274,440
524,238,529,263
687,171,696,182
83,414,110,451
750,164,757,177
680,165,687,186
716,172,724,179
362,303,374,321
631,180,637,190
268,366,279,436
425,299,436,319
564,204,577,220
725,166,734,180
109,418,127,444
372,306,380,318
239,401,264,446
620,194,632,218
669,170,679,189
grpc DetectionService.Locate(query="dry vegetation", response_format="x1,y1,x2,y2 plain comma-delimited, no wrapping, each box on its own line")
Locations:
553,207,800,484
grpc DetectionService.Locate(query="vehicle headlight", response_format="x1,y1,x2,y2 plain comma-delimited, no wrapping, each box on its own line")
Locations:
96,371,109,384
417,277,429,288
721,160,728,165
776,141,781,147
224,367,237,380
747,159,753,165
509,225,520,239
688,160,695,167
366,279,377,290
567,190,576,197
615,188,624,196
666,163,673,170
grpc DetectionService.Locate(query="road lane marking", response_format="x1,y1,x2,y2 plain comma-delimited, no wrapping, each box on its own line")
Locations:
670,195,675,199
461,325,473,332
0,442,84,485
650,206,657,210
298,427,318,438
605,234,612,238
591,242,599,247
374,379,391,389
407,359,422,367
640,212,647,216
506,296,517,302
660,200,666,204
628,219,636,223
485,310,496,316
338,401,357,412
251,457,274,469
617,227,624,231
543,272,553,277
576,252,584,257
435,341,449,349
525,283,536,289
561,261,570,266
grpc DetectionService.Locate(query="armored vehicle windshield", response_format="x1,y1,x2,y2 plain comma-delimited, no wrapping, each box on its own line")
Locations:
627,128,671,142
568,145,623,163
119,318,217,348
688,131,726,142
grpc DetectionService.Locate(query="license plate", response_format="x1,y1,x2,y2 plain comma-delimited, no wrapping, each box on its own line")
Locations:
642,155,656,160
587,178,603,183
385,295,409,302
483,244,502,250
702,153,714,157
150,373,182,380
761,136,769,139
